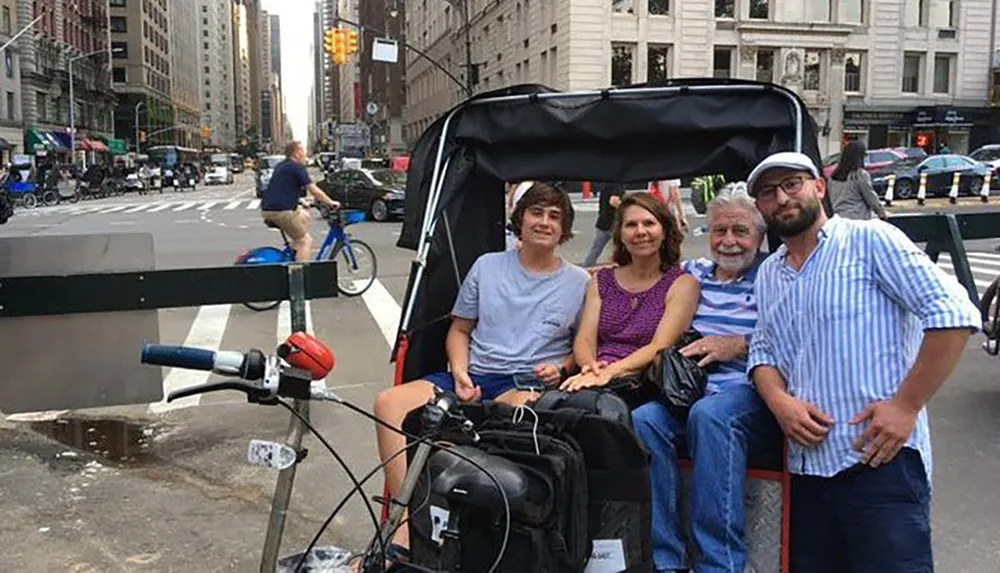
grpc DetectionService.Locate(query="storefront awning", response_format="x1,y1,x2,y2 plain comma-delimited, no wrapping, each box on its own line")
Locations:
0,137,10,150
25,129,67,152
81,138,109,152
49,131,72,149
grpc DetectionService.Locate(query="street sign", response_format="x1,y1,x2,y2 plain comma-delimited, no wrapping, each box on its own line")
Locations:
366,102,379,116
334,123,368,136
372,38,399,63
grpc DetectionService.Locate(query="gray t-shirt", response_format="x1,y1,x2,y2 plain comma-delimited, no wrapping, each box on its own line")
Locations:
452,249,590,375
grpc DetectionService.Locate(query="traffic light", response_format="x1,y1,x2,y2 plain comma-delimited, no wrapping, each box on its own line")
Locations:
139,130,146,143
346,29,359,55
324,28,347,65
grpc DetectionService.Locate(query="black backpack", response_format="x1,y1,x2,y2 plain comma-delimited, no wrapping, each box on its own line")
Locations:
406,400,653,572
404,404,590,572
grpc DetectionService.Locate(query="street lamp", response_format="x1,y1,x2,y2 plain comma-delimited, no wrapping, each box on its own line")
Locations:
443,0,474,95
69,46,123,164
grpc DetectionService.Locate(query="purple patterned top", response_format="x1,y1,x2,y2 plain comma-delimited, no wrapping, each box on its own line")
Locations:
595,266,683,363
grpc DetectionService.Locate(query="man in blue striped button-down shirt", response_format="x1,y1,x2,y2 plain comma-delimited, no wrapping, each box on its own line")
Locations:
745,151,980,573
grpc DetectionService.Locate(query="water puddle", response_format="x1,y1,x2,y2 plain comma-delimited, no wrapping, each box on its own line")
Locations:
28,416,161,465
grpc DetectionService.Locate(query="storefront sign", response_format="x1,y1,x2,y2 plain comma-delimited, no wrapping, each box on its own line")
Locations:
843,110,911,127
913,106,981,126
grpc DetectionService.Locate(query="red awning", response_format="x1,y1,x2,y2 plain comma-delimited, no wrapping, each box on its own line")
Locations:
84,139,109,152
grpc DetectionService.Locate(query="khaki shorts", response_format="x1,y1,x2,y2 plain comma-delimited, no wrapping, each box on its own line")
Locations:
262,209,309,240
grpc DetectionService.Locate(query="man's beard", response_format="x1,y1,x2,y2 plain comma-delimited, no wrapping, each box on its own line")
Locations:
765,197,822,238
713,247,756,274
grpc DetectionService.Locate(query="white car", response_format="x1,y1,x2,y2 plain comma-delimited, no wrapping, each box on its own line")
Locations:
204,164,234,185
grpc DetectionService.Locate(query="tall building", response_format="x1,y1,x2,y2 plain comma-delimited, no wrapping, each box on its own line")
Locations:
0,0,24,160
404,0,1000,155
110,0,174,150
18,0,118,158
260,9,273,149
314,0,340,140
199,0,237,149
269,14,286,146
359,0,406,154
170,0,202,149
337,0,359,124
232,0,254,142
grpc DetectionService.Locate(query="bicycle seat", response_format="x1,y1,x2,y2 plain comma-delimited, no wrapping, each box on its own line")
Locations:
264,220,281,229
428,445,536,518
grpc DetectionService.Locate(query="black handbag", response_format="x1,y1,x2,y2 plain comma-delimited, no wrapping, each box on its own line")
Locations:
644,329,709,418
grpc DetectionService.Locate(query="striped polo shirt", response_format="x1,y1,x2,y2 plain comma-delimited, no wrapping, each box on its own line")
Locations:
681,253,766,394
747,216,981,480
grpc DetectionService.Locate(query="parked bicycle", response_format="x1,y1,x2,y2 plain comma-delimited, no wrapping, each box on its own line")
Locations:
235,203,377,310
140,335,511,573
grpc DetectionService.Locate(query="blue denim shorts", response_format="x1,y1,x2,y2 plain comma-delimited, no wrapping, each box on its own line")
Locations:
423,371,543,400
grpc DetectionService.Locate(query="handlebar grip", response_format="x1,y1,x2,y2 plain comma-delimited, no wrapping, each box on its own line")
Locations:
142,343,216,371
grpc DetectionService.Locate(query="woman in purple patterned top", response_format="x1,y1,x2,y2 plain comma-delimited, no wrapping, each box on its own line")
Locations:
561,192,700,391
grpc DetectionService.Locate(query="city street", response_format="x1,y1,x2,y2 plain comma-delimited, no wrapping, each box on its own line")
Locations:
1,178,1000,571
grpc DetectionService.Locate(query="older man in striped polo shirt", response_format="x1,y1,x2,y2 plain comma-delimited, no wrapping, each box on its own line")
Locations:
632,184,782,573
746,151,981,572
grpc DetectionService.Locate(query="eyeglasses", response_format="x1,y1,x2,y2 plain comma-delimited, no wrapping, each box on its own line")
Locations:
753,175,810,200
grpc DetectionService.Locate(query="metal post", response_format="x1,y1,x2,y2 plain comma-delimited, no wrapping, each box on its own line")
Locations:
463,0,473,95
134,101,144,154
260,263,310,572
0,14,43,53
69,58,75,165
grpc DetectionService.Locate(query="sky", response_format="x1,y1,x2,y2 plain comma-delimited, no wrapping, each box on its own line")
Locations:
262,0,313,142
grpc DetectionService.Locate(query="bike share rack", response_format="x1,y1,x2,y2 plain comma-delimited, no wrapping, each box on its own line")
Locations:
0,253,338,573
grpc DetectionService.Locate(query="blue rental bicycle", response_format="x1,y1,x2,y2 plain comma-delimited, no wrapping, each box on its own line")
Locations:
235,204,377,311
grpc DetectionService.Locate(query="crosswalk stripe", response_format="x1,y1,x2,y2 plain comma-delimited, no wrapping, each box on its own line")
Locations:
360,279,401,348
172,201,197,211
936,262,995,290
224,200,241,210
939,254,1000,269
147,203,175,212
97,205,131,214
148,304,232,414
247,199,261,210
198,201,219,210
123,204,152,213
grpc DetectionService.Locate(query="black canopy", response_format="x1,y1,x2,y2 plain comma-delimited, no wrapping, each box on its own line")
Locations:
393,79,823,381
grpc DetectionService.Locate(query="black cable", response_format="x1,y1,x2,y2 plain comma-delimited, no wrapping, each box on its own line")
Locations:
293,432,440,573
379,457,433,568
273,398,386,570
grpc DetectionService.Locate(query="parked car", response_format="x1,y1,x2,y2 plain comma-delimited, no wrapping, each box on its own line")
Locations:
255,155,286,198
319,168,405,222
968,145,1000,187
869,154,991,199
821,146,925,178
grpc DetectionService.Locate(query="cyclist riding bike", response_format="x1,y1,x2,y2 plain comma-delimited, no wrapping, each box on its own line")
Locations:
261,140,340,262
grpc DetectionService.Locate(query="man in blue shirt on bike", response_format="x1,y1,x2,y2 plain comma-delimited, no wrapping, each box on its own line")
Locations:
261,140,339,262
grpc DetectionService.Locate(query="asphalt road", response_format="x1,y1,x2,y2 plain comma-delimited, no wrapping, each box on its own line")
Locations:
1,174,999,571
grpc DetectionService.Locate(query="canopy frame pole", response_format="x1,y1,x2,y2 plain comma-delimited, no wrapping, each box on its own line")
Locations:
399,102,461,335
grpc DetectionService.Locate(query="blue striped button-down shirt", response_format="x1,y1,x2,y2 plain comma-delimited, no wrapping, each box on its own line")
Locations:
682,254,765,393
747,216,980,479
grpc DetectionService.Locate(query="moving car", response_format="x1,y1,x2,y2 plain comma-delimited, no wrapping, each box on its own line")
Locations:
870,154,991,199
969,145,1000,186
255,155,285,198
204,154,234,185
319,167,405,222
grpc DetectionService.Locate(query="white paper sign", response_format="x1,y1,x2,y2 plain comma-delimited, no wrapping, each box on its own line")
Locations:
372,38,399,63
429,505,450,544
583,539,627,573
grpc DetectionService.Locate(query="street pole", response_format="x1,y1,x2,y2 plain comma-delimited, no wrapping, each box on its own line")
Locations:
69,58,75,164
463,0,473,95
134,101,145,154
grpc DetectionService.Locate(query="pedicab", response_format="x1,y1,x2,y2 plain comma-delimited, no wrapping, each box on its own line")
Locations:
389,78,827,573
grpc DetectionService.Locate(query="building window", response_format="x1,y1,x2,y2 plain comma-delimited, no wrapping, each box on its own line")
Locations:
844,52,864,92
716,0,735,17
749,0,769,19
806,0,830,21
905,0,926,26
612,0,634,14
713,48,733,78
110,0,126,6
113,67,126,82
6,92,13,121
112,42,128,58
649,0,669,15
839,0,864,23
933,54,953,94
2,7,10,35
756,49,776,83
804,50,822,90
902,52,922,93
611,43,635,86
110,17,127,33
4,49,11,79
648,45,670,82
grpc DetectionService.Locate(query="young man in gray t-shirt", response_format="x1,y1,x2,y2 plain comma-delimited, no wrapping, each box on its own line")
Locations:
371,182,590,558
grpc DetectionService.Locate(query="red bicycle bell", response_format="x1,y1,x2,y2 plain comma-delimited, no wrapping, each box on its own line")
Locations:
278,332,335,380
